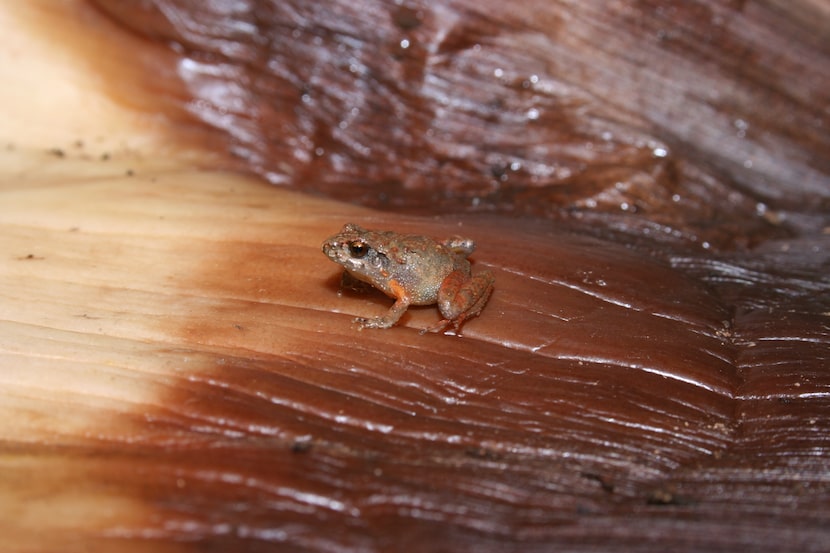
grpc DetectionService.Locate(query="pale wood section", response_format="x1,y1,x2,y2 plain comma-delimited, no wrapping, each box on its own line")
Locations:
0,3,286,549
0,152,345,427
0,1,166,156
0,154,350,551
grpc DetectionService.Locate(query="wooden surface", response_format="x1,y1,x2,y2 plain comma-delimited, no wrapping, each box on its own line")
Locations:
1,2,829,552
4,154,827,553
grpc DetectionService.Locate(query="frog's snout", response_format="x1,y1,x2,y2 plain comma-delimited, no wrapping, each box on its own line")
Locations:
322,241,337,259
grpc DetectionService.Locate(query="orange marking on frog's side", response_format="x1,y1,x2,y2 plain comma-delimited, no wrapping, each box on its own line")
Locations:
388,279,407,299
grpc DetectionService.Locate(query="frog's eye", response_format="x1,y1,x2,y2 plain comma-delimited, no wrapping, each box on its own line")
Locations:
348,241,369,258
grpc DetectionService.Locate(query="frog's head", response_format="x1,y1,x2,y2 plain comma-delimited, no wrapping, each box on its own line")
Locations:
322,223,391,284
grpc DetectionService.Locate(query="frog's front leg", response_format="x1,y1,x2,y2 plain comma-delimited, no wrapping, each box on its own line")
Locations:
423,269,495,334
354,281,412,330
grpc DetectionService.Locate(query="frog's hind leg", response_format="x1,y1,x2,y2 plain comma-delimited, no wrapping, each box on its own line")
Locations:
422,269,494,334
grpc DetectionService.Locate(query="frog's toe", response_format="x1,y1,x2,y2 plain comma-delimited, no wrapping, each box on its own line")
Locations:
419,320,445,334
420,317,462,335
354,316,394,329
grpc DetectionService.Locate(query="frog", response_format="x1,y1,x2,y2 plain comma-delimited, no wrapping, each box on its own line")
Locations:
321,223,495,334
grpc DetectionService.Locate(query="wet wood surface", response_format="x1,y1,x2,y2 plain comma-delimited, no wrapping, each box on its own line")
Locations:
1,1,828,551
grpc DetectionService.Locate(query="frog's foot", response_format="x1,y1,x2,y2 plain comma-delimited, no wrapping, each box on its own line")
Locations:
419,318,454,335
354,315,396,330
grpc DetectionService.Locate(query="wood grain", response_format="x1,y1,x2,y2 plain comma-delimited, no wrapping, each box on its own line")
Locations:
1,1,828,552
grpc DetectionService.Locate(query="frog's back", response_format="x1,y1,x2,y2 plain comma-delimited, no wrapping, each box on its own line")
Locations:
385,237,467,305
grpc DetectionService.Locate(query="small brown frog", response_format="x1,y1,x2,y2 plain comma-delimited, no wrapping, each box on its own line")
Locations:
322,223,495,334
